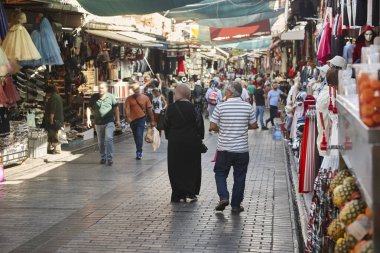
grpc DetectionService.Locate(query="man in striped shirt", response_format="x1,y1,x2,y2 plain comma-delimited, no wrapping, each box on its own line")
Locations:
210,81,258,213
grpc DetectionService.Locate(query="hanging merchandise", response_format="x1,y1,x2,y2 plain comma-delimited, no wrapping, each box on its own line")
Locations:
0,1,7,41
299,106,319,193
0,47,9,76
22,15,63,66
317,11,332,64
2,10,41,62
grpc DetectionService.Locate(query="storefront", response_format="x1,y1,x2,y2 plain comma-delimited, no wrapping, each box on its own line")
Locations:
284,0,380,252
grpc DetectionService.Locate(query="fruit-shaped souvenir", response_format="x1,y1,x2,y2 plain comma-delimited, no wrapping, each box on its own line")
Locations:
353,240,374,253
333,182,359,208
330,170,352,192
328,219,345,241
335,238,350,253
345,234,358,250
339,200,366,226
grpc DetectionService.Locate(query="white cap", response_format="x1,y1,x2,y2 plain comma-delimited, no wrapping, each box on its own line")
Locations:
317,64,330,73
327,56,347,69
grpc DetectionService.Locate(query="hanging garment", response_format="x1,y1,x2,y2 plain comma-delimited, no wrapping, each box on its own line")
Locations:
317,15,332,64
301,109,319,193
3,77,20,105
373,0,379,26
298,114,310,193
0,2,7,41
0,107,10,136
177,56,186,74
35,17,63,65
0,46,7,66
367,0,373,25
354,0,367,26
2,11,41,61
0,82,9,105
290,103,304,141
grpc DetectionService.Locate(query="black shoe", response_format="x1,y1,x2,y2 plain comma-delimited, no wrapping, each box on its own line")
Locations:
231,206,245,213
262,127,269,130
215,200,229,211
107,160,113,166
171,198,186,203
100,159,106,164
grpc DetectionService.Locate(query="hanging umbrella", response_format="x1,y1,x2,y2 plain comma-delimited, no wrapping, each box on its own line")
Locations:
77,0,204,16
0,2,8,41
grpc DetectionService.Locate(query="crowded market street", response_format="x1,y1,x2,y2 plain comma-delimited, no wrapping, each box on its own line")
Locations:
0,121,297,253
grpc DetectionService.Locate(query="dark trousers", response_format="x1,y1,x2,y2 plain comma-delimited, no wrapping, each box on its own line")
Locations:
214,151,249,208
266,105,278,127
130,117,146,154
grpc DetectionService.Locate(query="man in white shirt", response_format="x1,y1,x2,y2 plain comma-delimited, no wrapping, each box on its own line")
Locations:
205,81,223,121
209,81,258,213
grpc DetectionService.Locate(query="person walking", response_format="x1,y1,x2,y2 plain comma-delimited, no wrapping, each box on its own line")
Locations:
44,85,64,154
209,81,258,213
253,83,268,130
247,81,256,105
164,83,205,202
152,88,167,134
205,81,223,121
87,82,120,166
125,83,155,160
265,83,286,128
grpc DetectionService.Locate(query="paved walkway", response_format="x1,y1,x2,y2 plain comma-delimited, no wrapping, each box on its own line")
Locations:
0,124,296,253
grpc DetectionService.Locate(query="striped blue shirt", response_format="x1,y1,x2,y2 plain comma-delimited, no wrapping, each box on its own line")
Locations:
210,98,256,153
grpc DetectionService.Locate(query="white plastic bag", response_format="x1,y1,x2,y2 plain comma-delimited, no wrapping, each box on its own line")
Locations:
152,127,161,152
57,129,68,144
26,112,36,128
144,127,154,143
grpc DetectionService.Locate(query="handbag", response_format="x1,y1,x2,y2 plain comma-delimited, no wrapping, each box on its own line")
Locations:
174,103,208,153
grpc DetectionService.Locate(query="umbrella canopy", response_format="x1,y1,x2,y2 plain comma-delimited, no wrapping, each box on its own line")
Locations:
167,0,277,20
77,0,203,16
198,9,284,28
210,20,270,43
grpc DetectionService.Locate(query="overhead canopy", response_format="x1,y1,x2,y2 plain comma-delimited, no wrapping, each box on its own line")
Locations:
167,0,278,20
86,30,165,47
77,0,203,16
210,20,271,43
218,36,272,50
198,9,284,28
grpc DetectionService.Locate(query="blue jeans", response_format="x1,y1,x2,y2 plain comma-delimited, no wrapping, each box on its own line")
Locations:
95,122,115,160
130,117,146,154
255,105,265,128
214,151,250,208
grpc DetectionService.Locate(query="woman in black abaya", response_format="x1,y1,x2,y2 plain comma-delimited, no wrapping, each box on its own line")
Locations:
164,83,205,202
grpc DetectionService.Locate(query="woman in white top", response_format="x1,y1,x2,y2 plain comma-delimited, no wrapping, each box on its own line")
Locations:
152,88,167,133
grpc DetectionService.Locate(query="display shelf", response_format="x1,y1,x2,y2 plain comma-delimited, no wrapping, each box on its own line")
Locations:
336,94,380,252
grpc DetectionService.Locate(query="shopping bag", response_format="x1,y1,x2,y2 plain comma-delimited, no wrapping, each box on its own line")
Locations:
152,127,161,152
57,129,68,144
26,112,36,128
144,127,154,143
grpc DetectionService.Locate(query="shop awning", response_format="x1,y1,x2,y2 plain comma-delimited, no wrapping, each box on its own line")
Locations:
86,30,165,47
280,29,305,41
116,32,157,42
198,9,284,28
210,20,271,43
167,0,277,20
